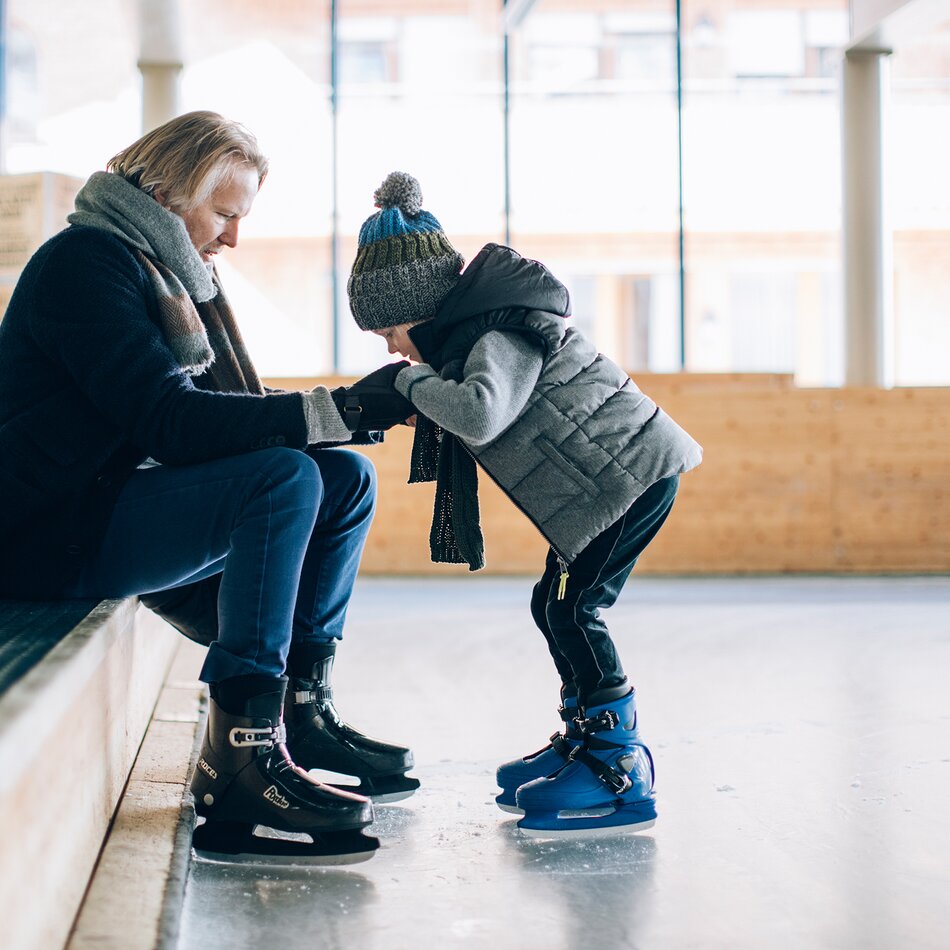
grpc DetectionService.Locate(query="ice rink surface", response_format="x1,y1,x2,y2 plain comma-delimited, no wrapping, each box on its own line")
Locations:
178,576,950,950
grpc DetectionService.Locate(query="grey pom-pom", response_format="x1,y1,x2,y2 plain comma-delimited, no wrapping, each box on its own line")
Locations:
374,171,423,216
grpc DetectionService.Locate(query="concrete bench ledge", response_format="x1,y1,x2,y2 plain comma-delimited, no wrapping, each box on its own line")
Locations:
0,598,99,694
0,598,179,950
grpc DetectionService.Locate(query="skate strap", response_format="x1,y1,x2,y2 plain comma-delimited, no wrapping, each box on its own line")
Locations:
549,732,573,759
576,709,620,735
228,723,287,748
557,703,577,722
569,747,633,795
292,687,333,704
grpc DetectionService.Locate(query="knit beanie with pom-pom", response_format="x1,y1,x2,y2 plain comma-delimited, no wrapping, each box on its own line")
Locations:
347,171,465,331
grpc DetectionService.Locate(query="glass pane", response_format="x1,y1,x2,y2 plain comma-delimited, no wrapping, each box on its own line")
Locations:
177,0,334,378
682,0,849,384
1,1,141,321
507,3,682,373
890,27,950,386
335,2,505,375
4,0,141,177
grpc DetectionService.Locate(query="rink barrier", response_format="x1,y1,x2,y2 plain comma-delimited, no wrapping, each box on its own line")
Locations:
272,375,949,576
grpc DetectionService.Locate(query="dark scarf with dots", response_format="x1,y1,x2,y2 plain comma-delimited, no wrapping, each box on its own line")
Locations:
408,358,484,573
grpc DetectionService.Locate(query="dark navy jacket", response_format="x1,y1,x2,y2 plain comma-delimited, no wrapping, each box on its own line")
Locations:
0,227,315,594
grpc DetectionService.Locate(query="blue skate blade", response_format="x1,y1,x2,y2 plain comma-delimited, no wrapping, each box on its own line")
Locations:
517,801,657,840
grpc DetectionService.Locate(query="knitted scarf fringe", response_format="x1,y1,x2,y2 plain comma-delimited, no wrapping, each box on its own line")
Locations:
409,412,484,572
135,253,263,393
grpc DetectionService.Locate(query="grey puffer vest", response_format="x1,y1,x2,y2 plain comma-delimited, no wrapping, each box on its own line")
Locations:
414,243,702,564
464,313,702,562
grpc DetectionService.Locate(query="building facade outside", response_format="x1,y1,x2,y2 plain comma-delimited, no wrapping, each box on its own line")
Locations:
2,0,948,385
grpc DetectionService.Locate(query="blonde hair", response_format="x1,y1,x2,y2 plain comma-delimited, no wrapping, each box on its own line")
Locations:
107,111,269,212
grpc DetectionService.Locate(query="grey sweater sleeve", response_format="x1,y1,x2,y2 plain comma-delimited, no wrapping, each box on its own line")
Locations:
301,387,353,444
394,330,543,446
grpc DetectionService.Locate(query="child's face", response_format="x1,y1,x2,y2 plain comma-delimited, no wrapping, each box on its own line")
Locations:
373,323,422,363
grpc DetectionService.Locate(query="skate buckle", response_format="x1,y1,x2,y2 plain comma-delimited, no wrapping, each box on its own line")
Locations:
228,724,287,748
601,768,633,795
570,747,633,795
549,733,572,758
580,709,619,734
293,687,333,704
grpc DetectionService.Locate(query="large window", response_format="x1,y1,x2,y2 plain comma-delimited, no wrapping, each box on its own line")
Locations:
176,0,335,377
889,29,950,386
507,8,682,373
680,1,848,384
3,0,140,174
334,5,504,374
1,0,947,385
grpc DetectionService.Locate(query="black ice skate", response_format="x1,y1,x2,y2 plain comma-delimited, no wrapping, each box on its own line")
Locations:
191,674,379,865
285,642,420,803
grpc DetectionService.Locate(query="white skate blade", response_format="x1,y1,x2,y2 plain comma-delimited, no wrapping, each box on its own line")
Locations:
306,767,419,804
194,843,378,867
371,788,416,804
192,822,379,866
496,802,525,815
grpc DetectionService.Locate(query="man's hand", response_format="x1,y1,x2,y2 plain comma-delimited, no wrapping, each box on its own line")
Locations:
330,360,415,432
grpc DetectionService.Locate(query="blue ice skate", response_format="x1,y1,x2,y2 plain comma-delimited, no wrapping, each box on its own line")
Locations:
515,689,657,838
495,697,581,814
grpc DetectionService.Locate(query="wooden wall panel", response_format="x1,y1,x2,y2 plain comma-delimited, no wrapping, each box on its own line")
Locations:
639,386,836,573
272,375,949,575
830,388,950,571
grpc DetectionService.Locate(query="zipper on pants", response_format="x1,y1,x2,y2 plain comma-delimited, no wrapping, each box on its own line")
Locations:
556,556,570,601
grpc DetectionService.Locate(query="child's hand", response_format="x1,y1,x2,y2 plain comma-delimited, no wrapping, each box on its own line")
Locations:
354,360,410,389
330,361,414,432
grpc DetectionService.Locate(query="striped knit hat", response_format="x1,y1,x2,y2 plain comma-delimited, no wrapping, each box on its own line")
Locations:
347,171,464,331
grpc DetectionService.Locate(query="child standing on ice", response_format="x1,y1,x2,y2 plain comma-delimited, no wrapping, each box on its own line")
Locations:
346,172,702,837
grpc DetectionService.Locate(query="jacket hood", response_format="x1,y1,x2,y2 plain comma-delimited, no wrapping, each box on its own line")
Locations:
406,244,572,362
436,243,571,328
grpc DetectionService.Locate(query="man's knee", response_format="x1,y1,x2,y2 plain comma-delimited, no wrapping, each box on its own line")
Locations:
338,449,377,494
310,448,377,508
254,447,322,505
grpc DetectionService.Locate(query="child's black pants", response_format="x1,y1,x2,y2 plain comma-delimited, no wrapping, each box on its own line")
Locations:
530,475,680,707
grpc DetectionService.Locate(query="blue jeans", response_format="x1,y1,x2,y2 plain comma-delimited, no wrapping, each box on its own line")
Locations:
530,475,679,705
63,447,376,683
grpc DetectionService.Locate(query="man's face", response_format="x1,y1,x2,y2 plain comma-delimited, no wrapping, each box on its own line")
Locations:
373,323,422,363
163,165,260,264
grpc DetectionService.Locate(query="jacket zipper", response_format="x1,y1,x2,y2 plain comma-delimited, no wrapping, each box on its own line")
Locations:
457,439,572,600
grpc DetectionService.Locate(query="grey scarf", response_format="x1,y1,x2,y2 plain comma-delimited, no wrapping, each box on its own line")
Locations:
68,171,221,375
66,172,261,391
68,171,214,302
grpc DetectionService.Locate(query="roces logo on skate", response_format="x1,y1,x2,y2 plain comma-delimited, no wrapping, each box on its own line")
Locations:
263,784,290,808
197,758,218,780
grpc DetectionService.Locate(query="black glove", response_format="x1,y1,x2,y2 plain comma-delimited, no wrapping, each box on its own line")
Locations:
331,360,415,432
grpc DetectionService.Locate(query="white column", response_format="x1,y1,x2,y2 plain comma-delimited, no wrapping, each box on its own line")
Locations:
138,0,183,133
842,49,893,387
